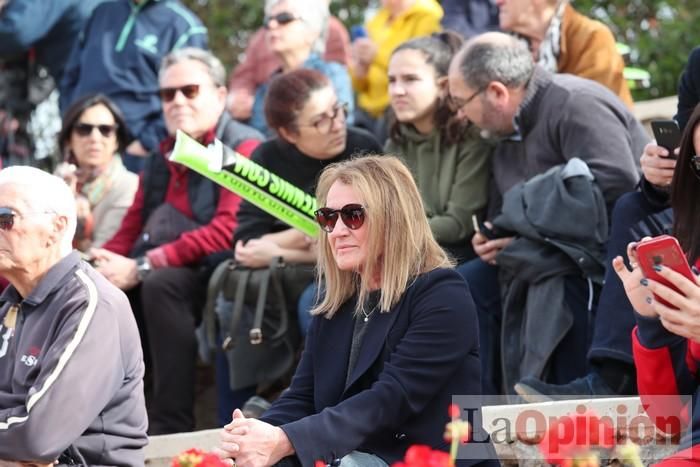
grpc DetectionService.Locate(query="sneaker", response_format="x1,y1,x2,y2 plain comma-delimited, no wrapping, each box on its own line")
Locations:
241,395,272,418
514,372,616,403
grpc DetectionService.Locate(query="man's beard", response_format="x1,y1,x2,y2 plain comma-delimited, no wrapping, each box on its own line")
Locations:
478,100,513,138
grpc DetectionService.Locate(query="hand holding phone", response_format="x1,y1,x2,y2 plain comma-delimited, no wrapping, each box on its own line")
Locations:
636,235,695,308
650,120,681,157
471,214,513,240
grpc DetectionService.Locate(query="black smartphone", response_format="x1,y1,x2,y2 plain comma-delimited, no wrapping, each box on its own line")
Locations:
651,119,681,157
471,214,513,240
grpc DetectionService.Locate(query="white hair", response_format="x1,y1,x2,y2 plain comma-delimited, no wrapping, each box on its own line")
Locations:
0,166,77,257
264,0,330,55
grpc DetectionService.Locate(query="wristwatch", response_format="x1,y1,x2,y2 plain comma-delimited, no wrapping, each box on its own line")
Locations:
135,256,152,281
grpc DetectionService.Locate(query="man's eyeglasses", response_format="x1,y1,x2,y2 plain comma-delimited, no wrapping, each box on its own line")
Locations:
448,87,485,112
263,12,300,29
0,207,52,231
314,203,366,233
159,84,201,103
73,123,118,138
300,103,348,134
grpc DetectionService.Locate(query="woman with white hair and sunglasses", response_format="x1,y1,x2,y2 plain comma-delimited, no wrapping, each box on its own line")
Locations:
215,156,497,467
247,0,354,136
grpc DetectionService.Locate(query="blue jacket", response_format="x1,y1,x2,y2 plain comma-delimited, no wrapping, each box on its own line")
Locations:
59,0,208,152
249,53,354,137
260,268,496,466
0,0,106,82
440,0,499,39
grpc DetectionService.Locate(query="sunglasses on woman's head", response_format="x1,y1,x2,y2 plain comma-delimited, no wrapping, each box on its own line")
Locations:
159,84,201,103
263,12,299,29
314,204,365,233
73,123,118,138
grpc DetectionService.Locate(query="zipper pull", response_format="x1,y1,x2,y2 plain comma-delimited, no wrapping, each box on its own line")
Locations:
3,304,18,330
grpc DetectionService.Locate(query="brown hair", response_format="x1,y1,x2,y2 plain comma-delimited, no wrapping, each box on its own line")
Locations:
388,31,469,145
264,68,331,137
670,104,700,261
312,155,452,318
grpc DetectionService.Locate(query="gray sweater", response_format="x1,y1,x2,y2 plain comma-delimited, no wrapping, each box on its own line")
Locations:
488,66,648,217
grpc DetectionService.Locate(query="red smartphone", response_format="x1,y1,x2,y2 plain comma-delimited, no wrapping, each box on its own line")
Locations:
636,235,695,308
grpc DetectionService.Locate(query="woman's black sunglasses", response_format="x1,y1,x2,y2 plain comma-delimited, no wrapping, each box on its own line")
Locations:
73,123,118,138
263,12,299,29
314,204,366,233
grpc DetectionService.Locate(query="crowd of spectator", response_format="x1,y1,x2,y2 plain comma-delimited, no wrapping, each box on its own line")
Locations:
0,0,699,464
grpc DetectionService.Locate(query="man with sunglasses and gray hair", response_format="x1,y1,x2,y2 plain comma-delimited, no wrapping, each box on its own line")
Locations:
91,47,262,435
0,166,147,465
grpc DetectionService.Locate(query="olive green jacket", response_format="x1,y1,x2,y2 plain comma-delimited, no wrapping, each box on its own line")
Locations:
385,124,492,253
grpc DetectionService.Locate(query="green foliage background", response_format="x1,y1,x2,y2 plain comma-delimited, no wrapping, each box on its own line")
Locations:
181,0,700,100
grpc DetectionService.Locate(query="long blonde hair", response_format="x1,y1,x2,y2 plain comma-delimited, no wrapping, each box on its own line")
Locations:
312,155,452,318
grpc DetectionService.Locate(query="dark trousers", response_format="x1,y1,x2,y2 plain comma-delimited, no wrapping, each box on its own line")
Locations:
589,191,671,365
128,266,204,434
456,259,593,395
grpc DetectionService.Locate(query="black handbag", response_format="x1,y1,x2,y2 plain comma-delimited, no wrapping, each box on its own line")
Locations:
205,256,315,390
130,203,201,258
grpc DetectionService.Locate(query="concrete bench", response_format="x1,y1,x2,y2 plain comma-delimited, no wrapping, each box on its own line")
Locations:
145,429,220,466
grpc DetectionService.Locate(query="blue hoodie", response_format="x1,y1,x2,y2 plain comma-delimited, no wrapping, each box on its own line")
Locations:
60,0,208,152
0,0,106,82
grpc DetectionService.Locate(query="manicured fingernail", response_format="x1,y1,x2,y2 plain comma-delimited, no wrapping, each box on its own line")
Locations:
645,296,653,304
640,278,649,286
653,264,663,272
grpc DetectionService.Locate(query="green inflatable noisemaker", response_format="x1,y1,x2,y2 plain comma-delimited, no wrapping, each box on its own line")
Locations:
170,130,319,237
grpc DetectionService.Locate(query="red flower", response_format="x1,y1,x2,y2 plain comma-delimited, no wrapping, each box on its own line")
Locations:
315,462,327,467
172,448,228,467
392,445,453,467
448,404,461,419
539,410,615,464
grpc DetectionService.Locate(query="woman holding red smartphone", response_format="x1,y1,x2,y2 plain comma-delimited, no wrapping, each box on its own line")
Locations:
614,103,700,464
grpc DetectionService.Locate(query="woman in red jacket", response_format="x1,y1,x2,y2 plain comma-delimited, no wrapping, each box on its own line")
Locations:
614,104,700,465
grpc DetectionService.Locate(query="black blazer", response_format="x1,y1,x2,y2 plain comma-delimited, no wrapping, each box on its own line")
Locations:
260,267,495,466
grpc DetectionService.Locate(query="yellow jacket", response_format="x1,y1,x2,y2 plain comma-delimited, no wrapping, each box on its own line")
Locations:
558,4,634,109
352,0,443,118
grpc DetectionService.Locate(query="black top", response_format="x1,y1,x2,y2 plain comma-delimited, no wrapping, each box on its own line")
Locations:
344,291,381,388
234,127,382,243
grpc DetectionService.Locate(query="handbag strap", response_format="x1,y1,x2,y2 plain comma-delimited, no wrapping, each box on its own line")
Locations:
205,259,234,348
223,267,251,350
249,256,287,344
265,260,290,342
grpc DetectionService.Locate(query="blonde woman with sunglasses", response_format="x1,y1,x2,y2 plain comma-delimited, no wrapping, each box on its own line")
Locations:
216,156,497,467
